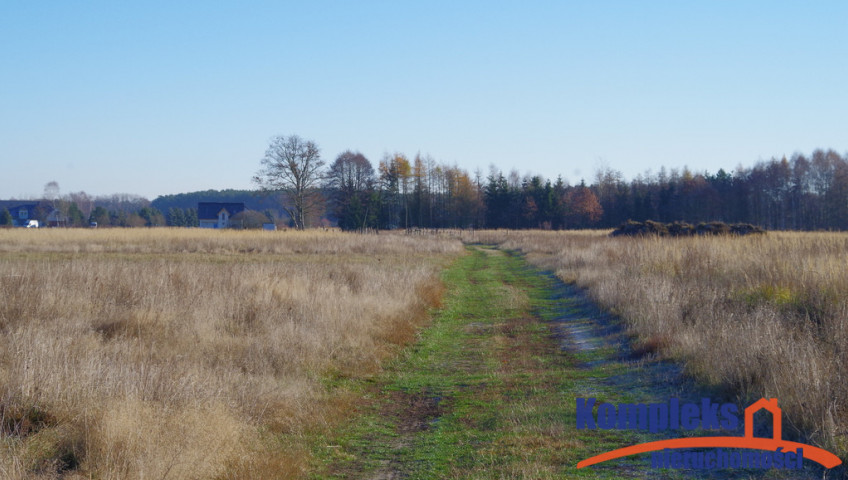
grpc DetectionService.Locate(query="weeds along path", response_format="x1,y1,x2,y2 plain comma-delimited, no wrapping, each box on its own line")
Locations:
312,245,817,479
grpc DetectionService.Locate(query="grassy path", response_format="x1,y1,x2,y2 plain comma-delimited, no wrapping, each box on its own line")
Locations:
310,245,811,479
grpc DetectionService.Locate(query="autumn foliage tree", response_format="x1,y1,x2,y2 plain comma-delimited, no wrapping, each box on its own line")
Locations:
378,154,412,228
563,181,603,228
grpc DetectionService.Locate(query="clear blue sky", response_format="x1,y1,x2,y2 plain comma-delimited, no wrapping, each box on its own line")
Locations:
2,1,846,199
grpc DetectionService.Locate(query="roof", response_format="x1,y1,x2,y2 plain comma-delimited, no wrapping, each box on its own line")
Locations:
0,201,39,222
0,201,38,211
197,202,246,220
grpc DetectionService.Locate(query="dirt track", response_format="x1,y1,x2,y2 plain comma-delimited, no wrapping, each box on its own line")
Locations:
318,245,824,479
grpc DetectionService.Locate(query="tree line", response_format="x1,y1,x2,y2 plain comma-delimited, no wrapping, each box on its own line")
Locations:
0,188,277,228
0,191,173,228
254,135,605,231
591,149,848,230
5,140,847,231
258,134,848,231
150,189,285,219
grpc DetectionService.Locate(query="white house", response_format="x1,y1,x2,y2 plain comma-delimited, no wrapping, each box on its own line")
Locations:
197,202,245,229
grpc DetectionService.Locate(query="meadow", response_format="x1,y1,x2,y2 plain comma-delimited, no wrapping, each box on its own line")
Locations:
4,227,847,478
467,230,848,459
0,229,462,479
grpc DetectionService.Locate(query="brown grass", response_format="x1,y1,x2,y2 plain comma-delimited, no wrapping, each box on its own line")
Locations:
0,229,462,479
464,229,848,457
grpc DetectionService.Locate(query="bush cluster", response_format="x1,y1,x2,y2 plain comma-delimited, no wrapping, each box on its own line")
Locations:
611,220,766,237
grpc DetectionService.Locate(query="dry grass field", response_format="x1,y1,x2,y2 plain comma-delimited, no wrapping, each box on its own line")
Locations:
0,229,462,479
466,230,848,459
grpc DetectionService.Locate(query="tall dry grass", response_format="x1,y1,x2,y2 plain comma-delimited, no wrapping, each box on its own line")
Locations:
466,230,848,457
0,229,462,479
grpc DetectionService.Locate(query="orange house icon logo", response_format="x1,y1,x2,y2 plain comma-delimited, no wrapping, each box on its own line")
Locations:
577,398,842,470
745,398,781,441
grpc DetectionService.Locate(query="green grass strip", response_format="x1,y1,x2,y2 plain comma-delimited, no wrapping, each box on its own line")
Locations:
309,245,800,479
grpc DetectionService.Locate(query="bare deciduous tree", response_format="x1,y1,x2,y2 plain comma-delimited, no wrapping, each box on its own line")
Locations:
68,191,93,220
326,150,373,195
253,135,325,229
326,151,375,231
43,181,60,203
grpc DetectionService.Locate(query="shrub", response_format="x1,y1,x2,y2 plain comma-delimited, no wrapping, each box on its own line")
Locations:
611,220,765,237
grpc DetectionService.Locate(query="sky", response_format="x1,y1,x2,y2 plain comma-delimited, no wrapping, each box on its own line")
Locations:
1,1,847,200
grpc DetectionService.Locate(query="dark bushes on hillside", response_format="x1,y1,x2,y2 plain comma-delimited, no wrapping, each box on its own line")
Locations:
611,220,765,237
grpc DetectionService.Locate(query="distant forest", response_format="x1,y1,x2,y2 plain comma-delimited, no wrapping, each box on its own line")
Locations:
3,148,847,230
589,149,848,231
321,148,848,231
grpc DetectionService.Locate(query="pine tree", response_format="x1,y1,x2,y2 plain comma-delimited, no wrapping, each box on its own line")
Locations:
167,207,186,227
0,208,12,226
184,208,198,227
